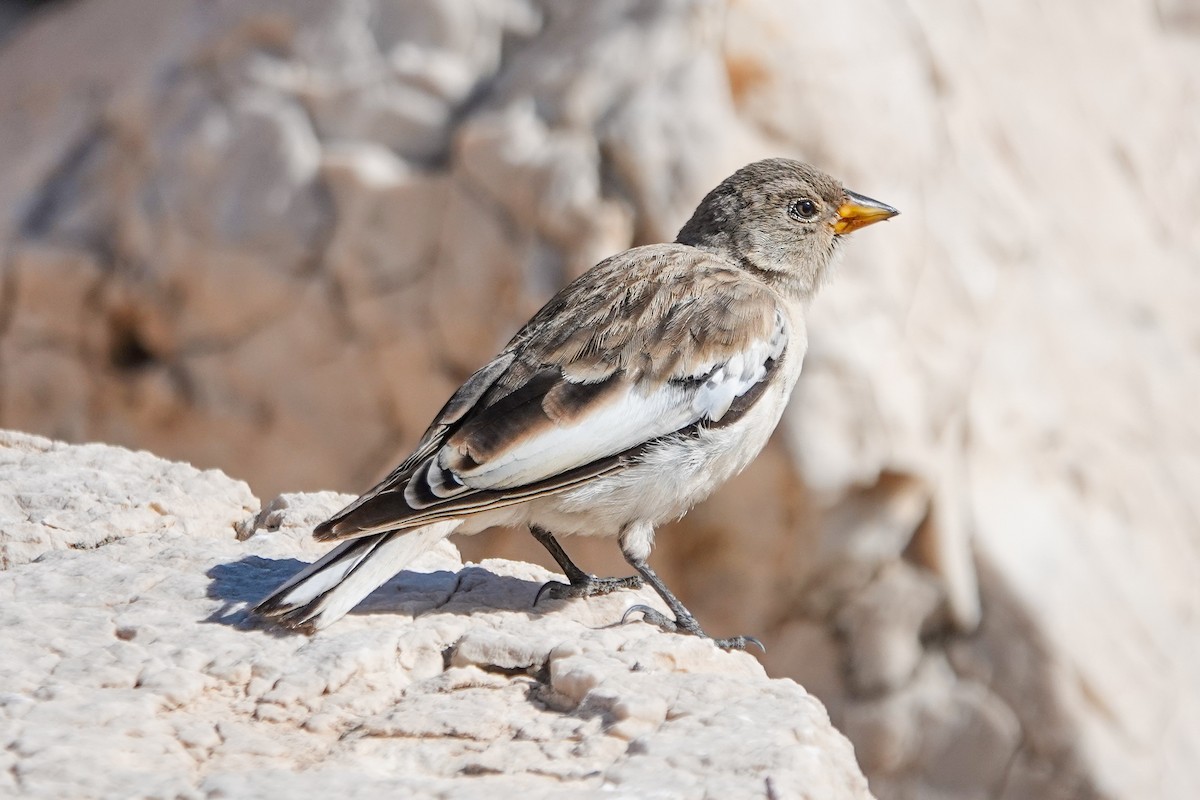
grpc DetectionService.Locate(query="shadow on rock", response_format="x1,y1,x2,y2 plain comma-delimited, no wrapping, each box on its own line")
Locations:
204,558,552,633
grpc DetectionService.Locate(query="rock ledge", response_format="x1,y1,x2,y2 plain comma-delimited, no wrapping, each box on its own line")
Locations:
0,431,872,799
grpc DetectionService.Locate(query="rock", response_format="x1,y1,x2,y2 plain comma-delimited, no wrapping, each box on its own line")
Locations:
834,562,942,696
840,656,1022,800
0,430,257,568
0,431,873,799
2,1,1200,799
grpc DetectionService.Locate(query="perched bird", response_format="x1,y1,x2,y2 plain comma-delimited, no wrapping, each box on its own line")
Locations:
254,158,897,648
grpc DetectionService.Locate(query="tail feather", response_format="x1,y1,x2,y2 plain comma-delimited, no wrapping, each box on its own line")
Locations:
254,520,461,633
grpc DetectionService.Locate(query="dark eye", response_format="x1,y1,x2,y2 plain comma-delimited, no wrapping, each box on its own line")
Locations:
788,198,819,221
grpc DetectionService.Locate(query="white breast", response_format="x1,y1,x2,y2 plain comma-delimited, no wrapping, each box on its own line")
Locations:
526,303,808,539
454,300,810,543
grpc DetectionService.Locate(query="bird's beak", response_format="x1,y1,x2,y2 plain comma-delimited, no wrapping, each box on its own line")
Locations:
834,190,899,234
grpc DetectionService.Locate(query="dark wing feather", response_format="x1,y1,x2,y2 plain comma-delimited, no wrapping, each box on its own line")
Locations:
315,244,787,542
313,353,515,539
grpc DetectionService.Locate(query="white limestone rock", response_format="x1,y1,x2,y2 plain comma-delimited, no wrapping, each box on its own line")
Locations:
0,430,257,568
0,431,873,799
3,1,1199,798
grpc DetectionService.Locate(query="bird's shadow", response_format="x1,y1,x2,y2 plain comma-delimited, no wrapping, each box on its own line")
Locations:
204,555,550,635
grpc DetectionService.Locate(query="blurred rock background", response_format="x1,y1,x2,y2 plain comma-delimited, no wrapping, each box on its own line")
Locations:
1,1,1197,798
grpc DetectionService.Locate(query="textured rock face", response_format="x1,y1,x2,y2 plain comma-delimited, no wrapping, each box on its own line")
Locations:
2,2,1199,800
0,431,872,799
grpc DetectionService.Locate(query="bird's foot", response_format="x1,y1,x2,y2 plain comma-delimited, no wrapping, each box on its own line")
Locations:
621,604,765,652
534,574,643,605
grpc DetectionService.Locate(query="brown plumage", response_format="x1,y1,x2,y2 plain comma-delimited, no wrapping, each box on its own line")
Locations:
311,245,784,542
253,158,898,644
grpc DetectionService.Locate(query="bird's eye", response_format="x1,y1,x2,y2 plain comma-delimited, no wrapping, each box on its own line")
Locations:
788,198,819,221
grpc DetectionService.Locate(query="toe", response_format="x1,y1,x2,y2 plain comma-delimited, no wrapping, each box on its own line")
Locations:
713,635,766,653
533,580,572,606
621,604,677,631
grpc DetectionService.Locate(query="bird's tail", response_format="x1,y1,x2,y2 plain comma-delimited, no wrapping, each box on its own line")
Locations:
253,520,461,633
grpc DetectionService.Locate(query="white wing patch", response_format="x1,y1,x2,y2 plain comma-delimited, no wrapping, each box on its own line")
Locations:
687,307,788,422
426,307,788,493
447,384,699,490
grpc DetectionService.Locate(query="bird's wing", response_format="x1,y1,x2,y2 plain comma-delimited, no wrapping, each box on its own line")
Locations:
316,245,789,541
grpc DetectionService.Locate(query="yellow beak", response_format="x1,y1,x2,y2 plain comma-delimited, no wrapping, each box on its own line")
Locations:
834,190,899,235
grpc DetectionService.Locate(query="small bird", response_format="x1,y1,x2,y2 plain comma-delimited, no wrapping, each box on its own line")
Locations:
254,158,897,648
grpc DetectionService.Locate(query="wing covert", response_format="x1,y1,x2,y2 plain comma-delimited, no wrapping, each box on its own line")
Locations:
317,245,790,541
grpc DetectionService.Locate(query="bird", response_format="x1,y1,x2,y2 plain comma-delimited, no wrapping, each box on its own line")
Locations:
253,158,898,649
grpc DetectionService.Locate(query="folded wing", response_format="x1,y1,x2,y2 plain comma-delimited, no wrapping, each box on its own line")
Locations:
315,245,788,542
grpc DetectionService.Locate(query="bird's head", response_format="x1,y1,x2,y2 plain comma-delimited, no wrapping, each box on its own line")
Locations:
676,158,898,298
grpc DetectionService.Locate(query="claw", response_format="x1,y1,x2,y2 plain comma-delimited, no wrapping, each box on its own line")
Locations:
714,635,767,653
621,605,765,652
535,575,642,607
533,580,570,606
621,604,675,629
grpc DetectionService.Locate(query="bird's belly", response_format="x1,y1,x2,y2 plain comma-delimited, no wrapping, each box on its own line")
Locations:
524,369,795,538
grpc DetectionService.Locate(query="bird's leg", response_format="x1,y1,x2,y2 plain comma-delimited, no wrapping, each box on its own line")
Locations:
531,525,642,605
619,534,763,652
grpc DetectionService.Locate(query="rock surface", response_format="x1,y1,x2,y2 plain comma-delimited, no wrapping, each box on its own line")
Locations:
0,431,873,799
2,2,1199,799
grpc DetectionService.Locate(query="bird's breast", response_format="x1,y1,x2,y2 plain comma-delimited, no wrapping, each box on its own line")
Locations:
529,331,807,538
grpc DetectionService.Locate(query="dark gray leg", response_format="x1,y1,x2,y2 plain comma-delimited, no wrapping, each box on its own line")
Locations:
619,541,763,652
530,525,642,605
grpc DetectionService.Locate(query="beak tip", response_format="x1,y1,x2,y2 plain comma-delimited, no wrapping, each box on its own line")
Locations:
835,191,899,234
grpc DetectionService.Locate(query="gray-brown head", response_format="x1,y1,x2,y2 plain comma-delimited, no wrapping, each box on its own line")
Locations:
676,158,898,298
